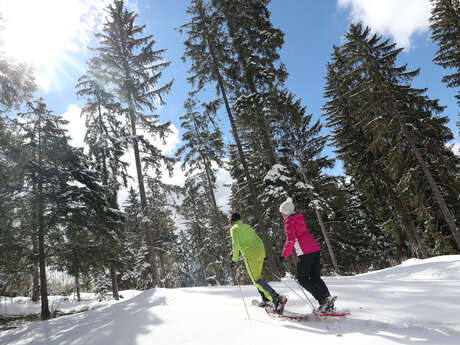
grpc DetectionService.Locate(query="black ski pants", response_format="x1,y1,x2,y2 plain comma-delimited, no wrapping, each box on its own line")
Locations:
297,251,330,303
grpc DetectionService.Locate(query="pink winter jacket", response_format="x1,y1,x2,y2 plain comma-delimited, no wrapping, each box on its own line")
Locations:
281,213,320,258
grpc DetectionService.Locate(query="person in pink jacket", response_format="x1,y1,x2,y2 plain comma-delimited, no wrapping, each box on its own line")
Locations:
279,197,336,313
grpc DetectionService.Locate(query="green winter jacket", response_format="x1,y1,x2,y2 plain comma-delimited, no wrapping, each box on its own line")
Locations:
230,220,265,262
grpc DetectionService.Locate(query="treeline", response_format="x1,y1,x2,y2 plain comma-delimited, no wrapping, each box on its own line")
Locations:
0,0,459,321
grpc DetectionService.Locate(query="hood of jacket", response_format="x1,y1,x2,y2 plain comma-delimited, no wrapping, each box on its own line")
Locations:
284,213,305,228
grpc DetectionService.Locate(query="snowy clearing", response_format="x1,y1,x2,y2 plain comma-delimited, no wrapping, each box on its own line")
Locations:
1,255,459,345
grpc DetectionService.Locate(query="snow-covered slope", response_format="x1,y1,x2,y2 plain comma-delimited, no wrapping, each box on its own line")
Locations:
1,255,460,345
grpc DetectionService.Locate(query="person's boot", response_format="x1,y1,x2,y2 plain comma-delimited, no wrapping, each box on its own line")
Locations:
273,295,288,314
318,296,337,313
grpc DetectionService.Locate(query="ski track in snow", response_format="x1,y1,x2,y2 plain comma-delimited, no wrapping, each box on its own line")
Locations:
1,255,460,345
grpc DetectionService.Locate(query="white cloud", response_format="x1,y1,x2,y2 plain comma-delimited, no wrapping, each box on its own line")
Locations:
338,0,433,49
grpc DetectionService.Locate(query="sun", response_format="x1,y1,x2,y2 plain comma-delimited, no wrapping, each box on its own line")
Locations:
0,0,107,90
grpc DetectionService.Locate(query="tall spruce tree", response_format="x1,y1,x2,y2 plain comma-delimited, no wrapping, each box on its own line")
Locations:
16,98,123,319
0,119,36,298
92,0,174,286
180,0,281,274
119,187,150,289
176,96,230,284
144,178,179,287
211,0,286,167
76,58,131,299
324,24,460,254
17,98,69,319
176,97,224,211
430,0,460,106
273,91,339,271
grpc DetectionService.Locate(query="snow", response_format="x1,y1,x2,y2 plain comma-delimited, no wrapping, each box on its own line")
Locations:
449,141,460,156
2,256,460,345
295,181,314,190
264,164,291,183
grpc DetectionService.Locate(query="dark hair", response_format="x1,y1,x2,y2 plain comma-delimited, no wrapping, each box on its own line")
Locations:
230,212,241,222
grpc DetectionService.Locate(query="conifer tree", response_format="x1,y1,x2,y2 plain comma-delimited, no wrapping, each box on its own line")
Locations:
176,97,231,283
176,97,224,212
334,178,402,273
15,98,123,318
76,58,130,190
211,0,286,166
324,24,460,253
92,0,174,286
273,91,339,271
430,0,460,106
120,187,150,289
76,58,130,299
0,120,36,298
144,178,179,287
178,175,230,285
181,0,280,274
16,98,68,319
176,97,229,275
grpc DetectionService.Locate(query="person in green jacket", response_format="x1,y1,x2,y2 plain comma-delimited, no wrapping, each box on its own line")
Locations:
230,212,286,313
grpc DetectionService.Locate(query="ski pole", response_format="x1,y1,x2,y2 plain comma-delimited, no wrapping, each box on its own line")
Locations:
267,264,316,311
281,262,317,310
231,266,251,320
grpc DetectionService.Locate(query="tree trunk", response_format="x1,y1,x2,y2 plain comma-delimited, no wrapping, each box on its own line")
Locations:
315,209,340,272
31,253,40,302
110,264,119,300
37,110,50,320
75,272,81,302
159,251,167,287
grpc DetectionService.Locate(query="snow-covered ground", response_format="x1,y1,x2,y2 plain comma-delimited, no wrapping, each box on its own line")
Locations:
1,255,459,345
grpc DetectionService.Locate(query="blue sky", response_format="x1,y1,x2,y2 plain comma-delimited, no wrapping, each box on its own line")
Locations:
1,0,458,204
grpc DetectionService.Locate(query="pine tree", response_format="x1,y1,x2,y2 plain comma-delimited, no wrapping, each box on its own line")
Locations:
178,175,230,286
176,96,224,213
120,187,149,289
176,97,230,279
175,97,231,284
181,0,280,274
92,0,174,286
334,178,402,273
0,119,36,298
76,58,130,190
76,58,131,299
430,0,460,106
16,98,69,319
324,24,460,253
144,178,179,287
273,91,340,271
15,97,123,318
211,0,286,166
